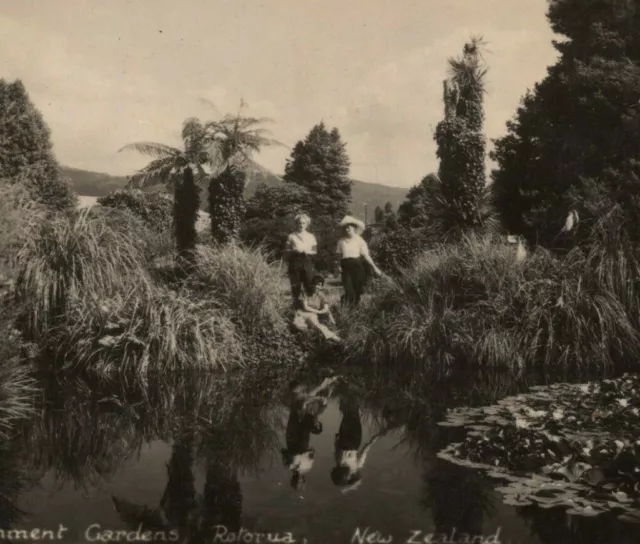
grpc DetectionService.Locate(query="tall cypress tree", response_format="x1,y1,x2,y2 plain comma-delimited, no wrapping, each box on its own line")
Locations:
0,79,76,211
283,122,352,219
434,38,487,236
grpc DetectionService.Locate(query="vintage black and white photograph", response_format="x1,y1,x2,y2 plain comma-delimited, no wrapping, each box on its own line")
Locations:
1,0,640,542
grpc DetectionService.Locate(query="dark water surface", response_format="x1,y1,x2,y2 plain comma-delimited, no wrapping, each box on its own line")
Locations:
2,367,639,544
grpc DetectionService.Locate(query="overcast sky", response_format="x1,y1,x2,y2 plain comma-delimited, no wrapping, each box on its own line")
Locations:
1,0,558,188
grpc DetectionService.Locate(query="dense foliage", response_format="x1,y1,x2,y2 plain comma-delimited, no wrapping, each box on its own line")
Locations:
370,227,431,275
0,79,76,211
491,0,640,247
97,189,173,232
434,39,487,237
208,166,247,245
343,227,640,374
242,183,313,257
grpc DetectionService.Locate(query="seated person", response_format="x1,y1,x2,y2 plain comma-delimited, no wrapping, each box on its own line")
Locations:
292,274,341,342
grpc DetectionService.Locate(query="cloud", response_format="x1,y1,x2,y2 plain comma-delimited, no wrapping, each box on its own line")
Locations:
337,27,558,186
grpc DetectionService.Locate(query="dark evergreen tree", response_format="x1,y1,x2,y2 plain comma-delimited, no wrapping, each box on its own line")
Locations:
398,173,440,228
0,79,76,211
374,205,385,224
434,38,488,237
283,122,352,218
174,167,200,261
208,165,246,245
491,0,640,246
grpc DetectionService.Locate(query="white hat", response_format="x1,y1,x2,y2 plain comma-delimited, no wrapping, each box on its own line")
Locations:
339,215,365,234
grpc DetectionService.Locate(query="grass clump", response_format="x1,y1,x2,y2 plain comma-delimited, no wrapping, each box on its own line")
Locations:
343,229,640,375
188,244,289,334
14,209,245,374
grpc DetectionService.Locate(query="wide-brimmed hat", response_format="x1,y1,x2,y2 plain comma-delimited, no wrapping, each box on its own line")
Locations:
339,215,365,234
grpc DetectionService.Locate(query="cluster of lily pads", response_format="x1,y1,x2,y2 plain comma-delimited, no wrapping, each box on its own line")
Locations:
436,374,640,523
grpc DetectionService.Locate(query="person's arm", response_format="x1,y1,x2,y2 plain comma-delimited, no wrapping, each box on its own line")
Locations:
356,436,380,469
283,234,294,262
335,240,343,276
308,233,318,256
360,239,382,276
301,295,322,314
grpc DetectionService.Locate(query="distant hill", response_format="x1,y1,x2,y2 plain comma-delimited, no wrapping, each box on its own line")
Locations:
63,167,129,197
63,166,409,215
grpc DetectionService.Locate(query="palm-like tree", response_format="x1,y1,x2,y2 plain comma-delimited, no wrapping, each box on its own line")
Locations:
204,101,284,244
120,118,211,263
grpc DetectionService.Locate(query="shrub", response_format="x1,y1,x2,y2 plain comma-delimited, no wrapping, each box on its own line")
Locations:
97,189,173,232
52,285,243,375
370,227,431,275
0,182,47,281
187,244,289,335
15,208,151,338
343,233,640,375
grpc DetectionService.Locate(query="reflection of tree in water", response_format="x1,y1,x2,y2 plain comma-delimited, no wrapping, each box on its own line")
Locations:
354,370,501,544
111,379,285,542
516,504,640,544
0,444,28,531
421,458,495,541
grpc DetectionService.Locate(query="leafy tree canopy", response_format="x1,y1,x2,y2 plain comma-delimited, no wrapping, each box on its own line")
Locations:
283,122,352,218
491,0,640,246
0,79,76,211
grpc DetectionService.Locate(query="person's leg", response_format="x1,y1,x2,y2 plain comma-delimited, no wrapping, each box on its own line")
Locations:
341,259,356,306
352,259,367,305
302,255,316,296
305,314,339,340
289,258,303,301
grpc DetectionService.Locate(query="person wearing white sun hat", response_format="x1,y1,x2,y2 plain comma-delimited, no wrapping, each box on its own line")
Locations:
336,215,383,306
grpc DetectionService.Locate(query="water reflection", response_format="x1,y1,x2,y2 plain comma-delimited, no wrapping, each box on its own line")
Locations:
4,367,640,543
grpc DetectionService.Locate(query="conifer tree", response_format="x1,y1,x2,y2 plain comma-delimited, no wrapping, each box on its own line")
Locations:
283,122,352,218
491,0,640,246
0,79,76,211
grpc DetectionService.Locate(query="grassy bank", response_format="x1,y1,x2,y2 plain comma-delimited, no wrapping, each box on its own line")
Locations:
10,201,305,376
341,220,640,376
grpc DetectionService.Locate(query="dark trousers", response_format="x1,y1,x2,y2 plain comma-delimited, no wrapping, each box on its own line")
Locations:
341,257,367,306
288,252,314,300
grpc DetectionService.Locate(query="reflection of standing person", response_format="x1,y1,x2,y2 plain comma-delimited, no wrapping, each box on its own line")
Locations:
281,377,338,492
331,394,386,492
336,216,382,306
284,213,317,301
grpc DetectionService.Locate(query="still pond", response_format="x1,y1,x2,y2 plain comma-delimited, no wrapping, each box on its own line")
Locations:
1,365,639,544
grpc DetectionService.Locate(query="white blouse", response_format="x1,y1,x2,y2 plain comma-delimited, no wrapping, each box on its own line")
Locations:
336,235,370,259
286,231,317,254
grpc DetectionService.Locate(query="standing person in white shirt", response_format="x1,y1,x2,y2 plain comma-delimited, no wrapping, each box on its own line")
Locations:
284,213,317,301
336,216,383,306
